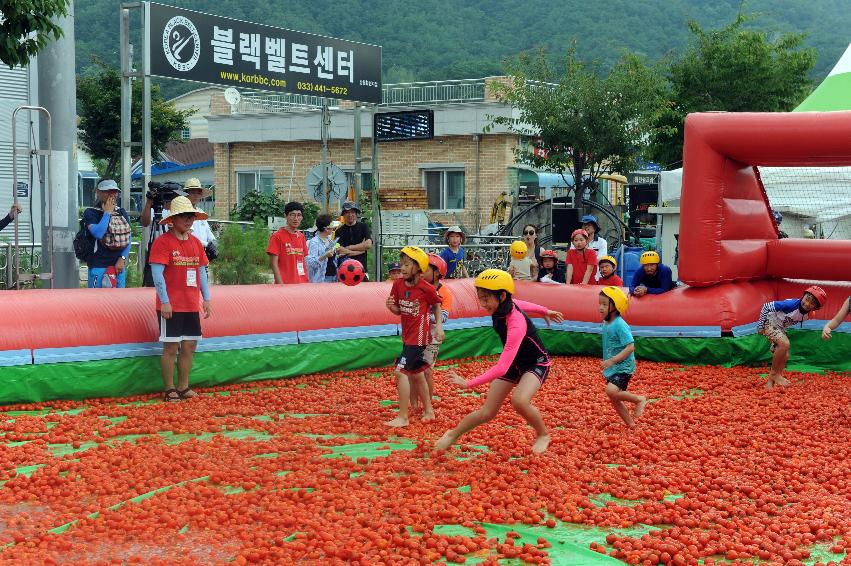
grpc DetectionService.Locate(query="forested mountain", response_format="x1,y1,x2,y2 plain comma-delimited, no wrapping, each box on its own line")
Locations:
76,0,850,95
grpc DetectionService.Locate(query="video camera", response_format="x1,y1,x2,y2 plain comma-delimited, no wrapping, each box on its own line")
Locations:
146,181,185,210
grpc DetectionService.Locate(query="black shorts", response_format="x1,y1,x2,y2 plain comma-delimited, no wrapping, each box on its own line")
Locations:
157,311,202,343
499,356,550,386
605,372,632,391
395,345,429,376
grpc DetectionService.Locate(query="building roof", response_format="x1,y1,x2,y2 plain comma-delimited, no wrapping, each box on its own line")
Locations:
163,138,214,165
168,86,225,104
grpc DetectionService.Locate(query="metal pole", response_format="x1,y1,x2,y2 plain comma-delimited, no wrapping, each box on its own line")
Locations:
320,99,329,213
353,102,362,204
37,1,77,289
142,2,152,198
474,133,481,233
120,6,132,211
371,107,380,282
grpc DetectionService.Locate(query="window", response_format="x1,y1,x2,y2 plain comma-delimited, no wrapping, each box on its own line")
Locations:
423,169,465,210
236,169,275,201
180,128,191,141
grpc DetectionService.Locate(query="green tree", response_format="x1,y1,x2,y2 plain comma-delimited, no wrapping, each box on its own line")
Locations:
649,14,817,167
489,48,668,196
212,221,270,285
0,0,69,68
231,190,320,229
76,60,191,179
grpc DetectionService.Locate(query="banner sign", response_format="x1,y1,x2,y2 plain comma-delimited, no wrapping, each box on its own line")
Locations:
147,2,383,103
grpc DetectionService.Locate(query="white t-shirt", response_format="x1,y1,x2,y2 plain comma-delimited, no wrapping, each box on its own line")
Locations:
510,257,534,280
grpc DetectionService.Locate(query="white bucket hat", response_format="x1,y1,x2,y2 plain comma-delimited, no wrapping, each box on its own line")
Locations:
183,178,213,198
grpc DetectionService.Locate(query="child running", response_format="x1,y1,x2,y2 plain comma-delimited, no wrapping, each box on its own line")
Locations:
599,286,646,427
411,253,453,411
821,295,848,341
385,246,443,427
436,269,564,454
758,285,827,388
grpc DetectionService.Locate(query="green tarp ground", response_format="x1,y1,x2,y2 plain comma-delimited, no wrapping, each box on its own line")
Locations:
1,327,849,405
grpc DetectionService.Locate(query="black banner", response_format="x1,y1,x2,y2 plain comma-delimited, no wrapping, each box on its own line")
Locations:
148,2,382,103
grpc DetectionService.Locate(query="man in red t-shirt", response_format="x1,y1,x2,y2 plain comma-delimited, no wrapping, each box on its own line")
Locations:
267,201,309,284
385,246,443,428
148,196,212,403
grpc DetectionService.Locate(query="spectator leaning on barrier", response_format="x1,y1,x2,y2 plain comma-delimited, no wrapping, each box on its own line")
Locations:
84,180,132,288
522,224,544,268
335,201,372,274
630,251,675,297
577,214,608,280
182,178,218,260
0,204,22,232
440,226,469,279
306,213,339,283
149,196,212,402
267,201,309,284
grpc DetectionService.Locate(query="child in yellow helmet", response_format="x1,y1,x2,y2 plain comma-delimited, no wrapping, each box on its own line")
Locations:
599,286,647,427
436,269,564,455
385,246,443,427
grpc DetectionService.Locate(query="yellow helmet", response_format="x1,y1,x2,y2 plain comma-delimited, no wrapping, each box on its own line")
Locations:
600,286,629,314
598,255,617,268
510,240,528,260
639,251,660,265
400,245,430,273
475,269,515,295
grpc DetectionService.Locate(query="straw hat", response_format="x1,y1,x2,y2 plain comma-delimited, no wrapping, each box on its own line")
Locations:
159,196,209,225
183,178,213,198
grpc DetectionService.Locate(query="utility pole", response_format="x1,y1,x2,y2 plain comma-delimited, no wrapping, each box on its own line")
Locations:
320,99,330,213
353,102,362,205
38,0,79,288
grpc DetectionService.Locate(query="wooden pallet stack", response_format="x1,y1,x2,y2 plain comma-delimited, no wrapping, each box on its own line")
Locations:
378,187,429,210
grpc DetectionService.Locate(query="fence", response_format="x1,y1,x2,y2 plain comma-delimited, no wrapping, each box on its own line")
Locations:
0,242,144,289
379,233,514,278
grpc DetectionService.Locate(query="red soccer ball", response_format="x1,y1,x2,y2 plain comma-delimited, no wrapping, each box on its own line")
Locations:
338,259,365,286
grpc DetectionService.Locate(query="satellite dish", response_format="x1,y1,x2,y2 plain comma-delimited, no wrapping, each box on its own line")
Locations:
223,87,241,105
305,164,347,207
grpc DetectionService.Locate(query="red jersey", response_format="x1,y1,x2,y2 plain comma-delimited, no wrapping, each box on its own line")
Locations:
267,228,309,284
390,278,442,346
597,273,624,286
149,231,209,312
566,248,598,284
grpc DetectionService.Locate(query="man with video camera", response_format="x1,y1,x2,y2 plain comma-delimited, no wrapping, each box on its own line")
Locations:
141,180,185,287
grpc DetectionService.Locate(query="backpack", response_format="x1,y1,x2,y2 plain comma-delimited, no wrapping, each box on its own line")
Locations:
73,208,100,262
101,212,132,250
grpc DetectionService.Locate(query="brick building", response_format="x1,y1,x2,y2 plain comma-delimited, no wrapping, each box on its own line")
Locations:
206,78,525,231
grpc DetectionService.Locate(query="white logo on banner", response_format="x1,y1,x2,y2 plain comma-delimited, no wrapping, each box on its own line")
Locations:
162,16,201,72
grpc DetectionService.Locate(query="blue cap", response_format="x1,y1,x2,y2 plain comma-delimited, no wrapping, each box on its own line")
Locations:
580,214,598,226
387,262,401,271
97,179,120,192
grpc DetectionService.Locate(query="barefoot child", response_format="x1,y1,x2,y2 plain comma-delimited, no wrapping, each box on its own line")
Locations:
822,295,849,341
599,286,646,427
758,286,827,388
411,253,453,411
385,246,443,427
436,269,564,454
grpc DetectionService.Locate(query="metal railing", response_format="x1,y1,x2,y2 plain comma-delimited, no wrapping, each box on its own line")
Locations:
236,78,487,114
1,241,143,289
379,232,514,277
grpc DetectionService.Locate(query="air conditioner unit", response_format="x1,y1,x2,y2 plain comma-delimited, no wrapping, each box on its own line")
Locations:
380,211,431,245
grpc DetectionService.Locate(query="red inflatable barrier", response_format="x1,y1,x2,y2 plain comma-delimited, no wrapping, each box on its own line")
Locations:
679,111,851,287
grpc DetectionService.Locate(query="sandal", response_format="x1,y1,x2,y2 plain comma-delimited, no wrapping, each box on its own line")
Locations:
177,388,197,400
163,388,180,403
